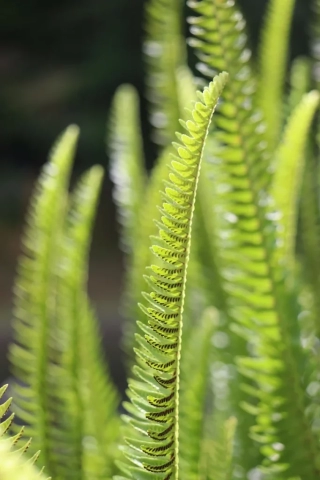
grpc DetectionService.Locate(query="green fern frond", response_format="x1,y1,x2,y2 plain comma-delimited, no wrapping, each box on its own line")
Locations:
116,72,228,480
53,165,120,479
188,1,270,473
0,440,48,480
179,307,217,480
188,3,320,477
175,65,197,120
109,84,146,253
188,0,270,191
204,417,237,480
287,57,311,116
300,150,320,337
9,126,79,468
144,0,185,145
257,0,295,150
272,90,319,269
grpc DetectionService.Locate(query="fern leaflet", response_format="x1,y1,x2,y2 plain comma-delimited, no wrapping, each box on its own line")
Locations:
272,90,319,270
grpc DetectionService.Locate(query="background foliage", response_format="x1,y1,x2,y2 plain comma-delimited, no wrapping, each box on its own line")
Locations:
0,0,313,394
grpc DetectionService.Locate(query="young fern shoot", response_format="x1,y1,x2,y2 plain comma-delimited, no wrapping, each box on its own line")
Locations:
116,72,228,480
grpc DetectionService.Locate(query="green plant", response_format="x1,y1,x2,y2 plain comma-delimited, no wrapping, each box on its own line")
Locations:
2,0,320,479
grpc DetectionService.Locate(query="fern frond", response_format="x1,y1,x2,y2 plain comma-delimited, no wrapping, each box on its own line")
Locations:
116,72,228,480
188,3,320,477
204,417,237,480
179,307,217,480
257,0,295,150
0,440,48,480
144,0,185,145
300,149,320,337
9,126,79,468
188,1,271,473
188,0,269,191
109,84,146,253
272,90,319,269
287,57,311,116
53,165,120,479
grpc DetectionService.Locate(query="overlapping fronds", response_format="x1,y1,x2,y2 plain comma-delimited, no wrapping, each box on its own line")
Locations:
188,1,270,473
109,84,146,253
204,417,237,480
188,2,320,477
272,90,319,269
257,0,296,150
115,72,228,480
144,0,185,145
179,308,217,480
52,165,119,479
9,126,79,469
0,439,48,480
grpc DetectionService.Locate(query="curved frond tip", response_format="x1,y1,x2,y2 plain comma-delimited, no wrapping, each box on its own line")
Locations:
116,72,228,480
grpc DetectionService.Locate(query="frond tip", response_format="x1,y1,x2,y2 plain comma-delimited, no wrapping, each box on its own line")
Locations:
116,72,228,480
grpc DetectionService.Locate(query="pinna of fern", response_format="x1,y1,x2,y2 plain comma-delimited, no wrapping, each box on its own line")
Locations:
114,72,228,480
0,384,48,478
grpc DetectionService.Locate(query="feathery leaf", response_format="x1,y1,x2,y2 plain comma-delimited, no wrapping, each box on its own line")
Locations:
9,125,79,469
52,165,120,479
117,72,228,480
205,417,237,480
257,0,296,150
272,90,319,270
109,84,146,253
144,0,185,145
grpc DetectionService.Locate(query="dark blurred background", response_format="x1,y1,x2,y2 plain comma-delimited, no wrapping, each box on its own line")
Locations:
0,0,312,392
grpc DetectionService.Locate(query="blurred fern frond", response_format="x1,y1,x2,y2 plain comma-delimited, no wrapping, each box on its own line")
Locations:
109,84,146,254
272,90,319,269
9,126,79,469
144,0,185,146
257,0,296,150
53,165,120,479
